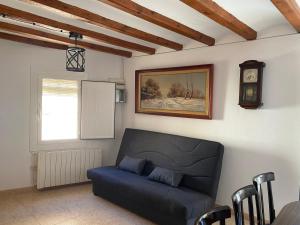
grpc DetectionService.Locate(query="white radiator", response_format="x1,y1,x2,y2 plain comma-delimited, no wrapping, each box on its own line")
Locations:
37,149,102,189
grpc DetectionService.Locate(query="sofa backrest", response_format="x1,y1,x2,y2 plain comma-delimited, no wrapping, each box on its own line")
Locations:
116,128,224,199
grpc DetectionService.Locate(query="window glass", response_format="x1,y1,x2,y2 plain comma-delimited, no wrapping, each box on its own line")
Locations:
41,79,79,141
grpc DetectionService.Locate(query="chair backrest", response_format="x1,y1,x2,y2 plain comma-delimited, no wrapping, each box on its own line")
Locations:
232,185,261,225
253,172,275,225
195,206,231,225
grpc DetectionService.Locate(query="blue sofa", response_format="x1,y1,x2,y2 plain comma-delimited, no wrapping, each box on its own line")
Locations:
87,128,224,225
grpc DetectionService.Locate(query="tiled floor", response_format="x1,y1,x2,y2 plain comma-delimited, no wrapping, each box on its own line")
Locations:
0,184,235,225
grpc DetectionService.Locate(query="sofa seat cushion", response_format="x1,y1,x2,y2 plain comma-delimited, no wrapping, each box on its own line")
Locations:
87,166,214,225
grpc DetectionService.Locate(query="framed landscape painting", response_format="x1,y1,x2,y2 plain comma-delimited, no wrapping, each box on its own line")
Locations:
135,64,214,119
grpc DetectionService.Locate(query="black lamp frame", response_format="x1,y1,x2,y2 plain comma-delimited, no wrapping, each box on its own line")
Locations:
66,32,85,72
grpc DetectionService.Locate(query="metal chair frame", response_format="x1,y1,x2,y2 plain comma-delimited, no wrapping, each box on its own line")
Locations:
195,206,231,225
253,172,275,225
232,185,261,225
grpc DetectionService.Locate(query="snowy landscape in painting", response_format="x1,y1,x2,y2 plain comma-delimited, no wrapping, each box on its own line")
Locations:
141,97,205,112
140,72,207,112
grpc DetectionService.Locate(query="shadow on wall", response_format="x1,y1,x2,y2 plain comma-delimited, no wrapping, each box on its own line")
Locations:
263,51,300,109
98,136,125,167
217,143,299,212
212,60,231,121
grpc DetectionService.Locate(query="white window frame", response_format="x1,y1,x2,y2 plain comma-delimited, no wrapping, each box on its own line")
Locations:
30,72,98,152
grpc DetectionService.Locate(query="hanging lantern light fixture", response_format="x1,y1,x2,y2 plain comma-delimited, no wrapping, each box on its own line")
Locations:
66,32,85,72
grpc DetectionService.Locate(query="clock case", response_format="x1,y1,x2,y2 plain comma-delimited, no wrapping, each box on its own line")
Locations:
239,60,265,109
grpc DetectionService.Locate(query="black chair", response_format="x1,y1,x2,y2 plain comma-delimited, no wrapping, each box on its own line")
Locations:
232,185,261,225
195,206,231,225
253,172,275,225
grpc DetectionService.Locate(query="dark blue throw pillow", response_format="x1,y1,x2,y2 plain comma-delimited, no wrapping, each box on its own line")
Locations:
118,155,146,175
148,167,183,187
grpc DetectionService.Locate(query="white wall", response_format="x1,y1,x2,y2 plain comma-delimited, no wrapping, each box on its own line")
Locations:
0,39,123,191
123,34,300,212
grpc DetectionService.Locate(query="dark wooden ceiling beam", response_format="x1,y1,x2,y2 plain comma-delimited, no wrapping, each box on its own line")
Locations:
271,0,300,32
0,4,155,54
181,0,257,40
28,0,183,50
0,21,132,57
99,0,215,46
0,31,68,50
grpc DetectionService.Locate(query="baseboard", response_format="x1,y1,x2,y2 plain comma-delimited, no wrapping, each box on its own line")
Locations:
0,182,92,194
0,186,36,195
39,181,91,191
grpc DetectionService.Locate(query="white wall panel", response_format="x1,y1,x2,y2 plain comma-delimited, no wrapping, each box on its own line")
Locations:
123,34,300,213
0,39,123,191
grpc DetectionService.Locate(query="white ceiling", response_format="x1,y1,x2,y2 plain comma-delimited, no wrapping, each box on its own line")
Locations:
0,0,298,56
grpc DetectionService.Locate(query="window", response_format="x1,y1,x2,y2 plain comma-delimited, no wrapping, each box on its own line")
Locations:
41,79,79,141
30,73,114,152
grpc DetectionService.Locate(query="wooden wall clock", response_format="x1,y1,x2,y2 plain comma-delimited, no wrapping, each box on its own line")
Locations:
239,60,265,109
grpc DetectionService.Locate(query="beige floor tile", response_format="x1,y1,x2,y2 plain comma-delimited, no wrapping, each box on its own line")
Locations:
55,218,86,225
3,216,40,225
0,212,15,225
0,184,237,225
32,206,75,225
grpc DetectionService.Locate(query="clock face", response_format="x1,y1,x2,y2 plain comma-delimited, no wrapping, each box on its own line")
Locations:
243,69,258,83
